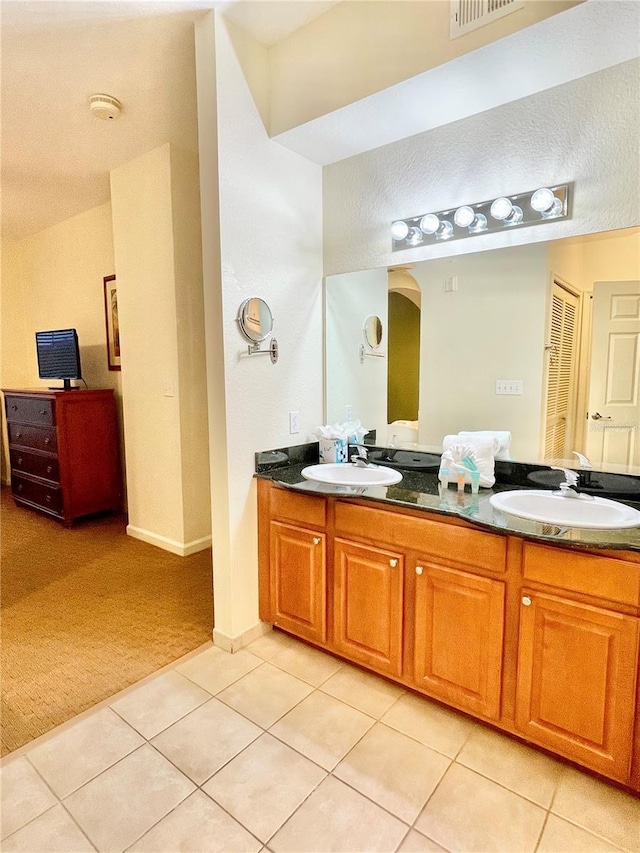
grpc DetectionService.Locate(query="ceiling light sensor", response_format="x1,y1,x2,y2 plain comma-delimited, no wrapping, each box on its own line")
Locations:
453,205,487,233
88,94,123,121
531,187,564,218
490,197,523,226
419,213,453,240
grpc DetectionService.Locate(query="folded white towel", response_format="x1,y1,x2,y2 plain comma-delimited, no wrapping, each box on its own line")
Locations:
457,430,512,461
441,435,496,488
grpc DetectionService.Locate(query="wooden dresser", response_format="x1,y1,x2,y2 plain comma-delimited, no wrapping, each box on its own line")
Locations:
3,388,121,525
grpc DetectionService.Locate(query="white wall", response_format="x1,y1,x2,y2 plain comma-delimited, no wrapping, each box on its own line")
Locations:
110,144,211,555
196,13,324,645
323,60,640,277
415,245,549,459
326,268,388,438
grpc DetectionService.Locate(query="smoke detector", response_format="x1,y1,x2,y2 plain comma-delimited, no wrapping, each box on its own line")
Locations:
88,94,122,121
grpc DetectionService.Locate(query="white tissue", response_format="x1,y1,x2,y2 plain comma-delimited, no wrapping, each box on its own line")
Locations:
457,430,512,461
441,435,496,488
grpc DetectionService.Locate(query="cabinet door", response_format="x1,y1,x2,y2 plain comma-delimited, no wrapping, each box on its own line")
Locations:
270,522,326,643
414,563,505,720
516,591,639,781
334,539,404,676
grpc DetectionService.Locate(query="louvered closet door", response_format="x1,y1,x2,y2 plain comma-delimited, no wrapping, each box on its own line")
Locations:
544,283,580,461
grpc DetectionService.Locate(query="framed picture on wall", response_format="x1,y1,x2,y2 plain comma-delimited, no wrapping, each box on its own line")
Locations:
103,275,121,370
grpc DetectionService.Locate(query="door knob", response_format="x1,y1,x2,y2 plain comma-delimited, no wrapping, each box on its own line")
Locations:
591,412,612,420
522,596,532,606
312,537,321,545
389,559,398,567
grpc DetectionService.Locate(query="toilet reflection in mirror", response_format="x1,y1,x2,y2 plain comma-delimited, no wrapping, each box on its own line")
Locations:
325,227,640,473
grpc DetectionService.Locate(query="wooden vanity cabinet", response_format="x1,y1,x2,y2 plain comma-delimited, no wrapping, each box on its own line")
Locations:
257,480,640,790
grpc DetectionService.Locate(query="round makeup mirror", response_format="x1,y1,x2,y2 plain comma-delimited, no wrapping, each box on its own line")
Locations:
237,297,274,343
363,315,383,349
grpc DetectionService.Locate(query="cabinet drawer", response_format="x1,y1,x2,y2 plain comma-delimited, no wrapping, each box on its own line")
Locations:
7,423,57,454
336,502,507,574
10,449,60,483
4,395,54,426
522,543,640,608
271,487,326,528
12,474,63,514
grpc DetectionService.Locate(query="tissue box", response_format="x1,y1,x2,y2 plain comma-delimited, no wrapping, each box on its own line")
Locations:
319,438,348,464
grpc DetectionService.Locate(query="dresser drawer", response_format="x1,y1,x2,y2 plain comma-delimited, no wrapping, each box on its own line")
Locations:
12,474,63,514
7,423,57,454
4,395,54,426
10,449,60,483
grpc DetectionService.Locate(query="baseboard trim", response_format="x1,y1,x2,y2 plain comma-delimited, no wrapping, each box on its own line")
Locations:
126,525,212,557
213,621,271,653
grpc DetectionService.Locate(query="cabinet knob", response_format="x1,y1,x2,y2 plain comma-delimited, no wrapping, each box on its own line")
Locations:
389,559,398,568
16,483,23,492
11,404,17,411
312,537,321,545
47,466,53,474
44,438,51,445
39,409,46,415
17,456,23,466
522,596,532,607
16,431,22,439
45,494,51,503
415,565,424,575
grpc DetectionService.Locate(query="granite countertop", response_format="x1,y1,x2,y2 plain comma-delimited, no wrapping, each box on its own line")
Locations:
256,446,640,554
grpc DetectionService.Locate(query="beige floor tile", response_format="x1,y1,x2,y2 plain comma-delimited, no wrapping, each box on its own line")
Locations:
269,690,374,770
0,756,58,839
64,744,195,853
246,629,296,661
334,722,451,824
27,707,144,798
217,662,314,728
110,670,211,738
320,663,404,718
128,790,261,852
176,646,262,694
380,693,474,758
203,733,326,843
269,775,408,852
1,803,95,852
551,766,640,852
269,642,342,687
415,763,546,852
538,813,627,852
455,725,562,807
151,697,262,784
397,829,449,852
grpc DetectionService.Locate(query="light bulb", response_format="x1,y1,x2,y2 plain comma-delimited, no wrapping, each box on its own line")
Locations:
420,214,453,240
454,206,488,233
490,197,523,225
391,220,409,241
406,227,423,246
531,188,563,218
419,214,440,235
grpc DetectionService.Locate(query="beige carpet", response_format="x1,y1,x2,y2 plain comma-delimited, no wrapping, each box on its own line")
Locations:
0,487,213,755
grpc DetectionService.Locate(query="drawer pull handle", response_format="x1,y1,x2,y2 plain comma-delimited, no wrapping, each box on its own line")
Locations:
312,537,321,545
11,404,17,411
17,456,23,466
415,565,424,575
39,409,46,415
17,483,23,492
16,431,22,439
522,596,532,607
44,438,51,445
47,466,53,475
45,494,51,503
389,559,398,568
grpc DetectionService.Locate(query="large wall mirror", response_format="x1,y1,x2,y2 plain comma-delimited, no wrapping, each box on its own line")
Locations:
326,227,640,474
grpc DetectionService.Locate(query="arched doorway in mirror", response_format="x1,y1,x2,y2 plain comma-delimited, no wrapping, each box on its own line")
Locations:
387,267,421,445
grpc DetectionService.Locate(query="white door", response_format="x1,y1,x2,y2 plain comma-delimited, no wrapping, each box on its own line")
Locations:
543,282,580,461
586,281,640,469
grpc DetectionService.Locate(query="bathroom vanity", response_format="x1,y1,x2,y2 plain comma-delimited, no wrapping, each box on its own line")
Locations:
256,463,640,793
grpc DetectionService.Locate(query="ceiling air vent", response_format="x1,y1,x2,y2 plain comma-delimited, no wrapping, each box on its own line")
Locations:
450,0,524,39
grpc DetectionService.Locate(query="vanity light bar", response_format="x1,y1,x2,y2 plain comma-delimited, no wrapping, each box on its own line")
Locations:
391,184,571,252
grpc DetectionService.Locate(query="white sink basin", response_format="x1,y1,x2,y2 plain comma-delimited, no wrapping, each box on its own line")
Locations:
489,489,640,529
301,463,403,488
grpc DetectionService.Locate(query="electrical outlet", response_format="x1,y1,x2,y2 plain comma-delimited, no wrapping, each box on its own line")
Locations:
289,411,300,434
444,275,458,292
345,405,353,420
496,380,523,395
163,380,175,398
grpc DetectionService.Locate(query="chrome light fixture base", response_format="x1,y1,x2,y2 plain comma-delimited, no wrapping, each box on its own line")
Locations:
391,184,570,252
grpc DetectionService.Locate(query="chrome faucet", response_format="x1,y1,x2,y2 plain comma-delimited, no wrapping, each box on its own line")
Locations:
551,466,592,499
350,444,370,468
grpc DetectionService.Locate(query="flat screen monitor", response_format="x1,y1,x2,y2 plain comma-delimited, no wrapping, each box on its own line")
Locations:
35,328,82,390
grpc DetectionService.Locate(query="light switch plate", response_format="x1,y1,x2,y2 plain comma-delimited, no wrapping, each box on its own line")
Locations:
496,380,523,395
289,411,300,434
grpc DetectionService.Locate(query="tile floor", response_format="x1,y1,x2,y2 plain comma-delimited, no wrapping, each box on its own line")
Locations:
2,630,639,852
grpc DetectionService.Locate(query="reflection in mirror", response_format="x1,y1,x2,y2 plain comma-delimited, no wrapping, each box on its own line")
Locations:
237,297,274,343
325,228,640,474
364,315,383,348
